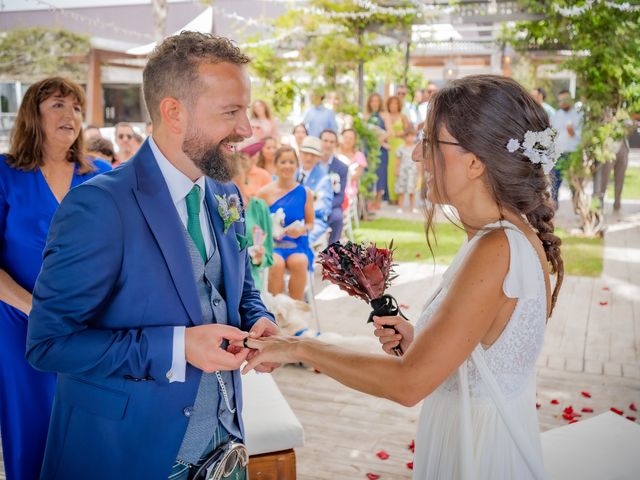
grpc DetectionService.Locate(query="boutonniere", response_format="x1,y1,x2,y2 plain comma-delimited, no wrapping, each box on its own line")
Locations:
215,193,244,234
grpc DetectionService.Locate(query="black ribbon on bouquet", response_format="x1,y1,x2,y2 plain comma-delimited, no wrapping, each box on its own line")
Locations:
367,294,409,356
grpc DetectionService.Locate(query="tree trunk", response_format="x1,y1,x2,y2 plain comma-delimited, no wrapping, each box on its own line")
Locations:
568,155,605,237
152,0,168,42
403,38,411,85
357,29,364,113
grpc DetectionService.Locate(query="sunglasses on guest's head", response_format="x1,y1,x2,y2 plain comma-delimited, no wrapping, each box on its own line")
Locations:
118,133,133,140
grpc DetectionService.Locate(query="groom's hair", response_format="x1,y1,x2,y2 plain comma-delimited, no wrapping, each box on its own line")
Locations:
143,31,250,123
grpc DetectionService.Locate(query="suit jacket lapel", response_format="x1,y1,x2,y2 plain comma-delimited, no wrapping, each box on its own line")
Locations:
205,180,242,326
132,141,202,325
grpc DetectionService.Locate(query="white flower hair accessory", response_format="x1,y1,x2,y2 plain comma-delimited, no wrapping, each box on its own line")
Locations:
506,127,561,174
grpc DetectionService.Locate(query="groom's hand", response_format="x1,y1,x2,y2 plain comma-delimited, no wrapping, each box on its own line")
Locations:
185,324,250,373
247,317,281,373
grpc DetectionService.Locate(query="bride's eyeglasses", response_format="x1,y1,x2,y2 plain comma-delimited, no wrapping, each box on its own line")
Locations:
417,130,460,156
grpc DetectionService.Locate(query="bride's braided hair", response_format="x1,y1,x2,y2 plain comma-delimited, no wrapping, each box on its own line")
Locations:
423,75,564,314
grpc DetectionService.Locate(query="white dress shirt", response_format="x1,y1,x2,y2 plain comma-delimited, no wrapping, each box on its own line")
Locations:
550,107,583,154
149,137,214,383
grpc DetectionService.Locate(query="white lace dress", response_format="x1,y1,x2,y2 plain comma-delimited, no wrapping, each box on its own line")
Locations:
413,221,550,480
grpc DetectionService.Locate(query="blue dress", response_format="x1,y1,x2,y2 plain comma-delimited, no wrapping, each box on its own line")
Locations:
367,112,389,201
270,184,314,271
0,154,111,480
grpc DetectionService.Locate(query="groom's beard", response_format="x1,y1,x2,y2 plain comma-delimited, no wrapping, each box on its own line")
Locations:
182,130,244,182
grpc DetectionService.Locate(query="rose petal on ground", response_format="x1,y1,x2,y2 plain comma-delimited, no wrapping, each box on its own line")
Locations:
569,419,579,424
366,474,380,480
602,287,610,291
550,399,559,405
610,407,623,415
376,450,389,460
581,391,591,398
408,440,415,452
626,416,637,422
407,462,414,470
563,406,574,415
630,403,637,412
599,301,608,306
581,407,594,413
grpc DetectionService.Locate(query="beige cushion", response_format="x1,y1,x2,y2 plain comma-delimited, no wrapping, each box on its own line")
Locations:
241,370,304,455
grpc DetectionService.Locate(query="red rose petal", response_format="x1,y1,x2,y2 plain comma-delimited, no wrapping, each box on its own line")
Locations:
630,403,637,412
536,402,541,409
627,416,637,422
581,391,591,398
407,461,414,470
408,439,415,452
563,406,574,415
550,399,559,405
599,301,608,306
366,474,380,480
562,413,573,420
602,287,610,291
581,407,594,413
610,407,624,415
569,419,579,424
376,450,389,460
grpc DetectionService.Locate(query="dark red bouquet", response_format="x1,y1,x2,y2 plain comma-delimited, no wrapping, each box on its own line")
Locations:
318,241,409,355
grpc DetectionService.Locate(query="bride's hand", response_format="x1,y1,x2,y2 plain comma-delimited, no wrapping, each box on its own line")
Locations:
373,315,414,356
239,335,300,374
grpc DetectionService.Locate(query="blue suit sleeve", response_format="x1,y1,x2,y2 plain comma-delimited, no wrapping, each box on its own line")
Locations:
316,176,334,220
26,184,174,383
331,162,348,209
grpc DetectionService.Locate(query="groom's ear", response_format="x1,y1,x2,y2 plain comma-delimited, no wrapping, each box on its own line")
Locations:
158,97,185,135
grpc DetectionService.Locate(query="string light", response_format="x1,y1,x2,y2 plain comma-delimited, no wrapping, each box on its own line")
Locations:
554,0,640,16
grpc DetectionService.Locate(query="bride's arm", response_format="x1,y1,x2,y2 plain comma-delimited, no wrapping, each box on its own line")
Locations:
244,231,511,406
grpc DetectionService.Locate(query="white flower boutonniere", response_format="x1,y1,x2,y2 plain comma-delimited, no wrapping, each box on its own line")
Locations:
215,193,244,234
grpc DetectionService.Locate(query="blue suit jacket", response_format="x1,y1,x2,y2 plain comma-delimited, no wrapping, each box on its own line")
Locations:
26,141,274,480
327,156,348,210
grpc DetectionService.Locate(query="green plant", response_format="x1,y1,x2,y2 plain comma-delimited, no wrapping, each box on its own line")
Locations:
0,28,90,81
508,1,640,236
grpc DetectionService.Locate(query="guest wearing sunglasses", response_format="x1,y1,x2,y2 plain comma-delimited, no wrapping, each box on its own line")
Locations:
114,121,136,165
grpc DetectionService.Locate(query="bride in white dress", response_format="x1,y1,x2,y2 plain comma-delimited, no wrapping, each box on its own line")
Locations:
242,75,564,479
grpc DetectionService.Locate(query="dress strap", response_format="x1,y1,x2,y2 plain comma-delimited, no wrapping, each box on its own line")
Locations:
470,348,550,480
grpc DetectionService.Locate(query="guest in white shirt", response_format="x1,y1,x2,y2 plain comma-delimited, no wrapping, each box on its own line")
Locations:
550,90,583,207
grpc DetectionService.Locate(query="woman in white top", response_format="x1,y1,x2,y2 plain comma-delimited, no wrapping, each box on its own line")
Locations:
241,75,564,480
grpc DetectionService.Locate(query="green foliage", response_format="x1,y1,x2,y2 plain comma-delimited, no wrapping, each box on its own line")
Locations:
509,1,640,166
342,104,381,199
355,218,604,276
244,42,299,119
0,28,90,81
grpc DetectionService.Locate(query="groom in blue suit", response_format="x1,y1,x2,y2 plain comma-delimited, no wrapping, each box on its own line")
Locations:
26,32,278,480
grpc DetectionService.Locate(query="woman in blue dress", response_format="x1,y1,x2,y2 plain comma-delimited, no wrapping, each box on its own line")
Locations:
365,92,390,209
257,146,314,301
0,77,111,480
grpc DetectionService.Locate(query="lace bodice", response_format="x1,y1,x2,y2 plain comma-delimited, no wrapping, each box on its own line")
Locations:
416,221,547,398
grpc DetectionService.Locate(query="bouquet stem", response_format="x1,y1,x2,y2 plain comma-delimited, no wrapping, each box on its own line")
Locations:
368,294,409,356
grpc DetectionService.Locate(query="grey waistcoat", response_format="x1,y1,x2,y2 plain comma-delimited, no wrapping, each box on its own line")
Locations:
176,219,241,464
